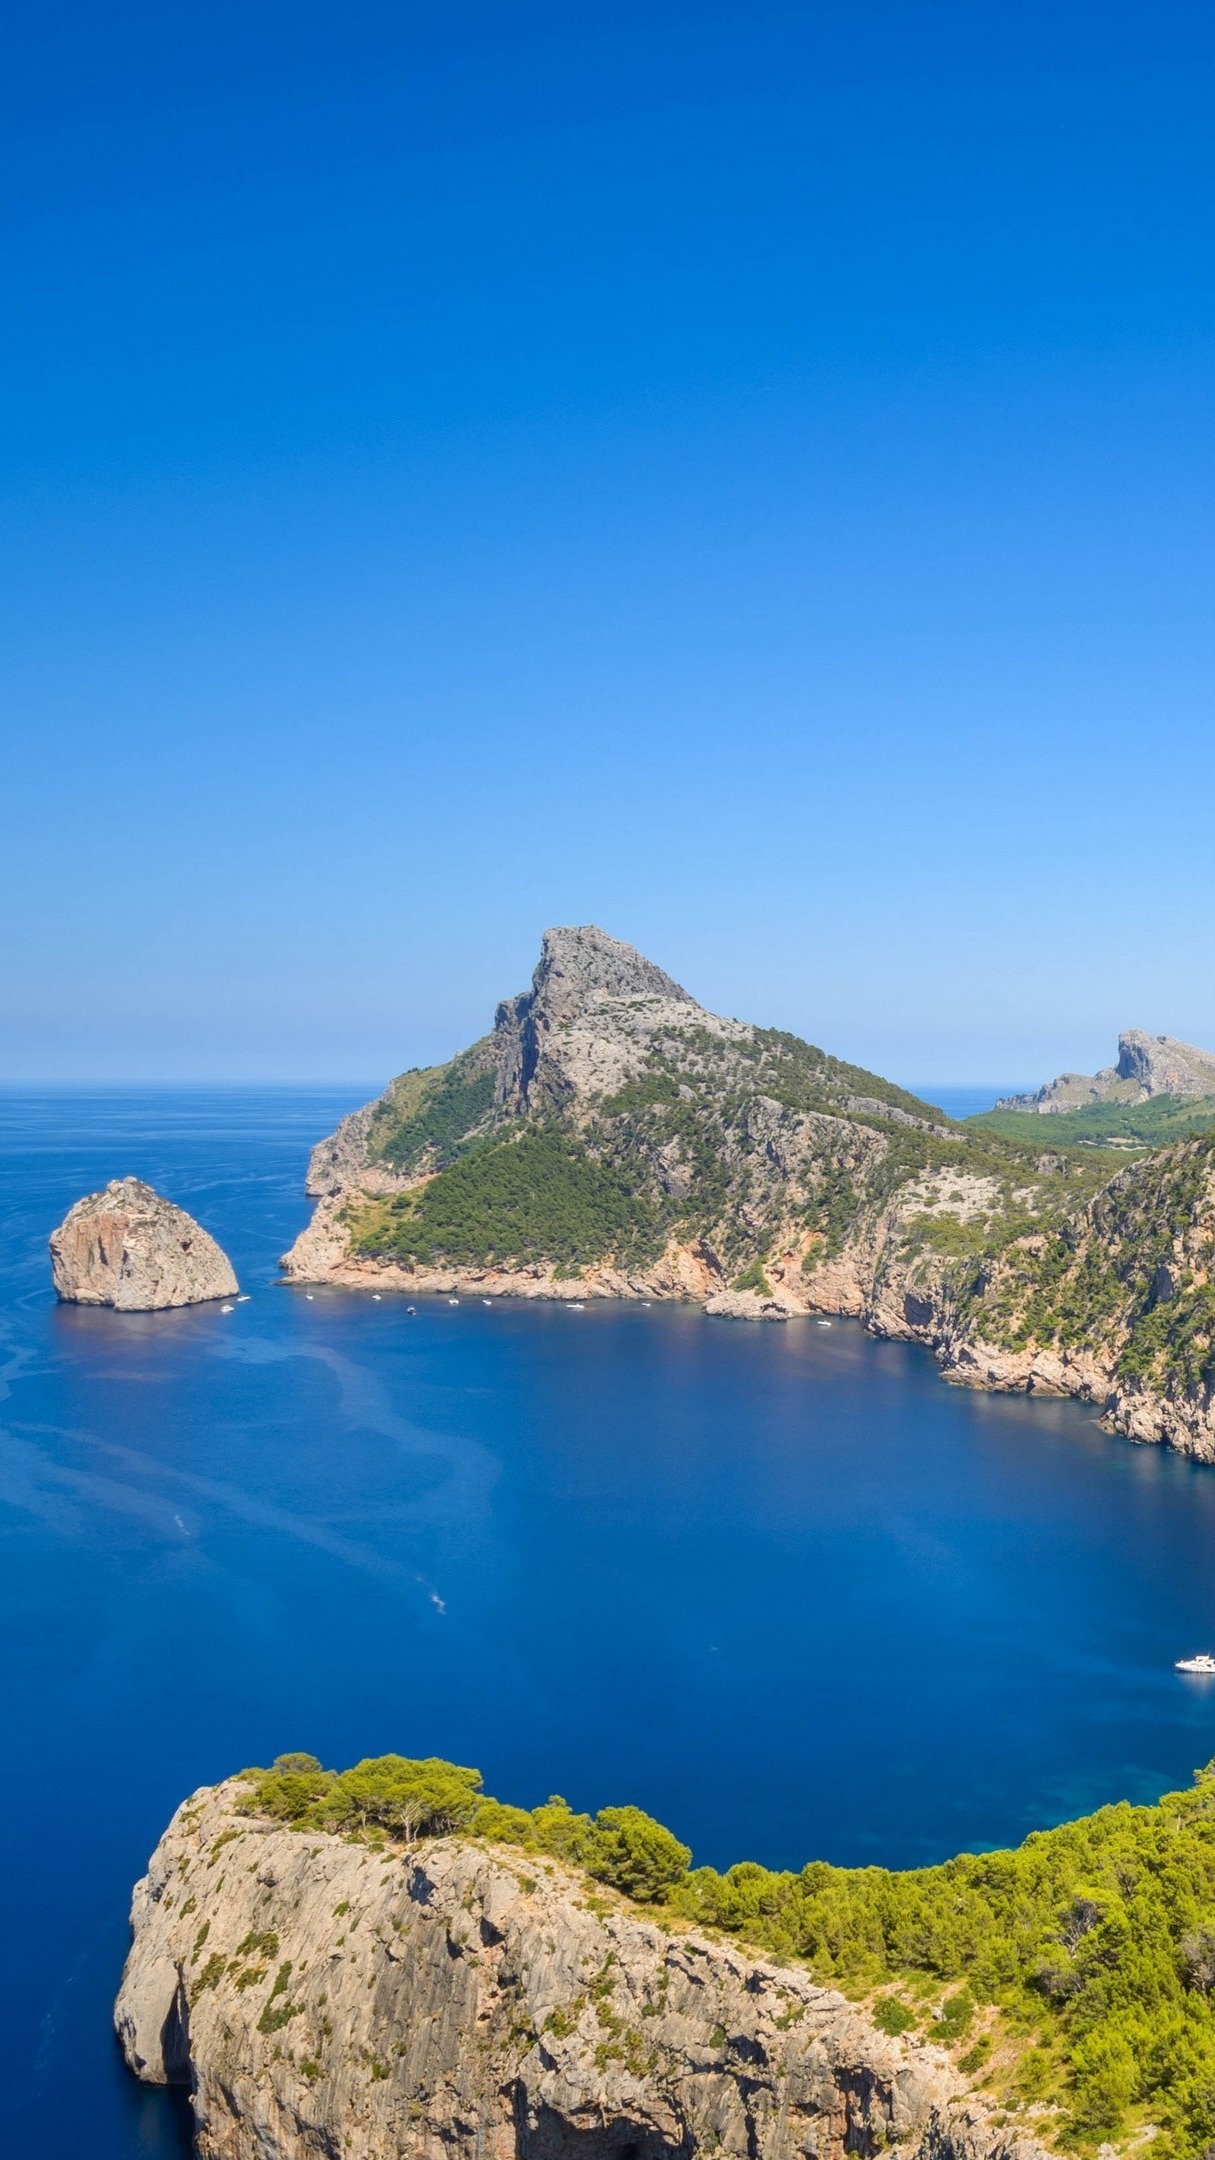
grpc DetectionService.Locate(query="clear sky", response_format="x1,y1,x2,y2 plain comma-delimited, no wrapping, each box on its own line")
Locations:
4,0,1214,1086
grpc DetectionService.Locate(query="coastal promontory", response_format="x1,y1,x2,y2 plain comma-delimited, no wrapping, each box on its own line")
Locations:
279,923,1215,1459
49,1176,238,1310
116,1770,1031,2160
118,1751,1215,2160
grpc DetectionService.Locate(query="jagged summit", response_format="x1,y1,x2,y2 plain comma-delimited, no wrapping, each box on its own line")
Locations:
511,925,696,1026
493,925,703,1114
999,1028,1215,1114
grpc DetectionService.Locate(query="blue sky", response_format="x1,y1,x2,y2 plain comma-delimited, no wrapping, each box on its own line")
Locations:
4,0,1214,1085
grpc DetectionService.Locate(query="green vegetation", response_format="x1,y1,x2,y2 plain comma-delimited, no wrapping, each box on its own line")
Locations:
240,1755,690,1901
348,1128,665,1271
240,1748,1215,2154
744,1028,951,1126
802,1159,861,1260
670,1765,1215,2155
366,1047,497,1174
901,1210,991,1258
966,1136,1215,1397
970,1096,1215,1152
257,1960,303,2034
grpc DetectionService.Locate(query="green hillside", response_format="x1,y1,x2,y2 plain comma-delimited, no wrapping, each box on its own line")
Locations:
345,1027,1120,1282
971,1095,1215,1152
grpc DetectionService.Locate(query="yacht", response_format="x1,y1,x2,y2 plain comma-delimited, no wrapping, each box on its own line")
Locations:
1176,1653,1215,1674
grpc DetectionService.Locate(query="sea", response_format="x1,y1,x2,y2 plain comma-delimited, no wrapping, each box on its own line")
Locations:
3,1082,1215,2159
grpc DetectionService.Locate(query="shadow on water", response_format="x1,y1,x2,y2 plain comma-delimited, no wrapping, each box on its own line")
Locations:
115,2068,194,2160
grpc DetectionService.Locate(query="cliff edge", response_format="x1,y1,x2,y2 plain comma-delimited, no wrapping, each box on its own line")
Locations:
116,1778,1038,2160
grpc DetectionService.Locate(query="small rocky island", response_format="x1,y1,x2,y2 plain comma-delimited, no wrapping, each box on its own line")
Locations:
50,1176,238,1310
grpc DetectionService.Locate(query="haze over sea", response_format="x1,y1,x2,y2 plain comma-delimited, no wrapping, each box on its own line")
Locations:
7,1084,1215,2159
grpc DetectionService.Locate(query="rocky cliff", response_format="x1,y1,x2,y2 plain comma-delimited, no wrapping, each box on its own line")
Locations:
50,1177,238,1310
998,1030,1215,1114
116,1778,1040,2160
936,1134,1215,1458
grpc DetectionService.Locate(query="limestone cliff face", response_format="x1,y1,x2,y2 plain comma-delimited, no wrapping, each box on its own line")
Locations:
116,1780,1041,2160
934,1139,1215,1461
50,1178,237,1310
998,1030,1215,1114
492,926,700,1118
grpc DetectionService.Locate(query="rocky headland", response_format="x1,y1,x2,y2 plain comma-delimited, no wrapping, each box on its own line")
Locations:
116,1775,1041,2160
50,1176,238,1310
280,927,1215,1459
997,1030,1215,1115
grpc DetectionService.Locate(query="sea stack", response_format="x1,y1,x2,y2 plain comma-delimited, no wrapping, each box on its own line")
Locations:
49,1177,238,1311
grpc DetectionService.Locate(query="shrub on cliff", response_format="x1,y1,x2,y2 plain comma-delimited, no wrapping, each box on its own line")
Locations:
583,1804,692,1901
241,1753,483,1841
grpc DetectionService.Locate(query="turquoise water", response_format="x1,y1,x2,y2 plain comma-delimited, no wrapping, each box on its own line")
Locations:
4,1086,1215,2158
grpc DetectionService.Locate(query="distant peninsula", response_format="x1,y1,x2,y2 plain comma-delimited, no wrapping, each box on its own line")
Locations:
282,927,1215,1460
998,1030,1215,1116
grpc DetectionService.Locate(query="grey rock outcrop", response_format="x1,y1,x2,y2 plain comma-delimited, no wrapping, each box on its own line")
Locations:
998,1030,1215,1114
492,926,700,1117
50,1178,237,1310
116,1779,1043,2160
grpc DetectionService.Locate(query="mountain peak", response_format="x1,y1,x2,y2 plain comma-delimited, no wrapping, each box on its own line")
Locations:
491,927,698,1113
999,1027,1215,1113
531,925,696,1023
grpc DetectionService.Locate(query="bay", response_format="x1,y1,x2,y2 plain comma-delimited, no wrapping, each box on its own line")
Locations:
2,1086,1215,2158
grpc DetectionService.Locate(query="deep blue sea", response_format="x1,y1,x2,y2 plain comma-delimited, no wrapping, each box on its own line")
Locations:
5,1085,1215,2159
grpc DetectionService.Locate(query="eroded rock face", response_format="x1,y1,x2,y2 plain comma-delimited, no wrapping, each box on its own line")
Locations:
116,1781,1041,2160
998,1029,1215,1113
50,1178,237,1310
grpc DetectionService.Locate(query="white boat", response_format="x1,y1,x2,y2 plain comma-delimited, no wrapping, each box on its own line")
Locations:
1176,1653,1215,1674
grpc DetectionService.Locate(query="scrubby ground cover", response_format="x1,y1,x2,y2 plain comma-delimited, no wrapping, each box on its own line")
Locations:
345,1022,1121,1287
971,1098,1215,1152
242,1750,1215,2159
961,1138,1215,1401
